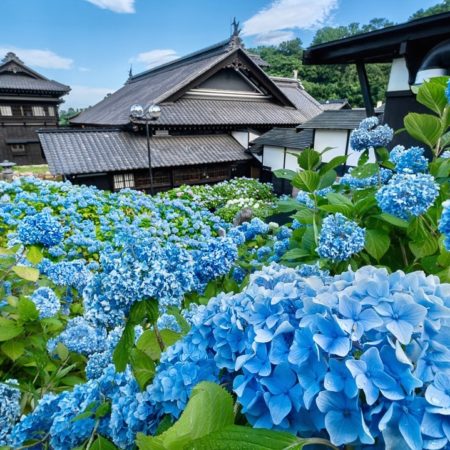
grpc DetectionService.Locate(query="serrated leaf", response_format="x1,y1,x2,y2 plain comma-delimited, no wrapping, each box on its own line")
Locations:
276,199,302,213
365,229,390,261
404,113,442,149
113,323,135,372
319,155,347,175
326,193,353,208
298,148,320,171
137,330,163,361
95,402,111,419
409,238,439,258
273,168,297,181
417,80,447,116
26,246,43,265
137,382,235,450
90,435,118,450
130,348,155,390
318,204,353,216
17,297,39,322
317,169,337,190
129,299,159,325
378,213,409,228
0,318,23,342
281,248,310,260
292,207,315,224
56,342,69,360
349,163,379,179
1,339,25,361
12,265,39,282
292,171,320,193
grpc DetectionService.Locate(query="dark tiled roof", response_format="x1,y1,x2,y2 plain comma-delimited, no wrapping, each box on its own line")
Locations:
297,109,368,130
0,73,70,93
321,99,351,110
153,98,306,126
271,77,323,121
38,129,251,175
0,53,70,94
249,128,313,154
247,53,269,67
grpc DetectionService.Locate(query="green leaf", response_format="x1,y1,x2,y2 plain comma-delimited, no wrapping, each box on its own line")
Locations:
298,148,321,171
1,339,25,361
95,402,112,419
292,207,315,224
319,155,347,174
160,330,182,348
409,238,439,258
358,149,370,166
281,248,310,260
317,169,337,190
56,342,69,360
291,171,320,192
113,323,135,372
12,265,39,282
273,168,297,181
90,435,118,450
0,318,23,342
404,113,442,149
318,204,353,216
137,330,163,361
137,382,234,450
407,217,429,241
417,80,448,116
190,425,321,450
17,297,39,322
365,229,391,261
326,193,353,208
129,299,159,325
376,147,390,162
349,163,379,179
130,348,156,390
26,246,43,265
276,199,302,213
354,195,377,216
166,307,190,335
378,213,409,228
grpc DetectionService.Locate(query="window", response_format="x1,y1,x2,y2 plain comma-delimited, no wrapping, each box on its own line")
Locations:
113,173,135,190
10,144,26,154
0,105,12,116
47,106,55,116
32,106,45,116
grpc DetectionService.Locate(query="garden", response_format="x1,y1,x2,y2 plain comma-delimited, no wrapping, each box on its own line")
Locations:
0,77,449,450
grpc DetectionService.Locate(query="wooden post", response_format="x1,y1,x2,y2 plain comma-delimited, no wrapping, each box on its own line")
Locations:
356,62,374,117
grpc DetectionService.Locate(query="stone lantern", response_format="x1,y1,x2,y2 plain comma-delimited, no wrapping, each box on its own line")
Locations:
0,160,16,181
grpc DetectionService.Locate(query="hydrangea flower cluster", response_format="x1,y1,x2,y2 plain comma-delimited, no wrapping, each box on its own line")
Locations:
340,167,393,190
350,116,394,151
446,79,450,103
296,190,314,209
317,213,366,261
441,150,450,159
389,145,428,174
439,200,450,251
17,209,64,247
31,287,60,318
376,173,439,220
0,379,21,446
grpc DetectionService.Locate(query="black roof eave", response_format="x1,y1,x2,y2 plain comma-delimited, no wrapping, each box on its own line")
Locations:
303,12,450,65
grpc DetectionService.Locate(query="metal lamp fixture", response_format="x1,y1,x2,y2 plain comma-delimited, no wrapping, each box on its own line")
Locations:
129,103,161,195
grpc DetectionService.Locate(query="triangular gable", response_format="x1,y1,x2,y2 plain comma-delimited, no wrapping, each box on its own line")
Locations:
0,55,50,81
162,48,296,108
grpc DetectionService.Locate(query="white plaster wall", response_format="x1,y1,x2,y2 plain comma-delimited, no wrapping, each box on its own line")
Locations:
387,58,410,92
285,148,301,170
314,129,348,162
231,131,249,148
263,145,285,170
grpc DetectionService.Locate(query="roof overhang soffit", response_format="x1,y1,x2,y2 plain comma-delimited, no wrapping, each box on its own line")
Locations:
163,49,297,108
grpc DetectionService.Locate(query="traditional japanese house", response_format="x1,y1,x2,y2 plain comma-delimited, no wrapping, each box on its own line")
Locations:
0,53,70,165
39,27,322,192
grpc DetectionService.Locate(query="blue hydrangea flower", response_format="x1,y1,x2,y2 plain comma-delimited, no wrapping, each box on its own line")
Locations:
441,150,450,159
389,145,428,174
17,210,64,247
340,167,392,190
157,313,181,333
376,173,439,220
350,117,393,151
439,200,450,251
446,79,450,103
0,379,21,446
31,287,60,319
317,213,366,261
296,191,314,209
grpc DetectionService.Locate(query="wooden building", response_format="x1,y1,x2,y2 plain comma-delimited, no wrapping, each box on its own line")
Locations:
39,28,322,192
302,11,450,148
0,53,70,165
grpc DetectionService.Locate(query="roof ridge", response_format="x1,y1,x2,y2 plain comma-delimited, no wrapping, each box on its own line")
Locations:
128,37,233,83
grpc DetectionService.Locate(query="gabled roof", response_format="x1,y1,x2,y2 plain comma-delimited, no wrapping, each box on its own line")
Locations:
38,129,251,175
0,52,70,94
321,99,351,110
71,36,308,127
303,12,450,65
297,109,368,130
249,128,313,155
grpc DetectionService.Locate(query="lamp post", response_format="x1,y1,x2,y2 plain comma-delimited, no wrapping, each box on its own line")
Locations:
130,103,161,195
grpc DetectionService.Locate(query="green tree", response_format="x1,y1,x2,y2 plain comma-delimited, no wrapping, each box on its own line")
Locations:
409,0,450,20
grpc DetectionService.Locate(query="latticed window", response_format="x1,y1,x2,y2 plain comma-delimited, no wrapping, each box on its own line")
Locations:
0,105,12,116
32,106,45,116
47,106,55,116
113,173,135,190
10,144,26,154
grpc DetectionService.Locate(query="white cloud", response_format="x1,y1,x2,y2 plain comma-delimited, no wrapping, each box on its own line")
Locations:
84,0,135,13
78,67,91,72
63,85,114,109
253,30,296,46
133,49,179,69
0,46,73,69
243,0,338,42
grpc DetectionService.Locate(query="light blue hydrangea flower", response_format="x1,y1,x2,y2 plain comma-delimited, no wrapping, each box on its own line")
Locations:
350,117,393,151
439,200,450,251
17,210,64,247
317,213,366,261
376,173,439,220
31,287,60,319
389,145,428,173
0,379,21,446
340,167,392,190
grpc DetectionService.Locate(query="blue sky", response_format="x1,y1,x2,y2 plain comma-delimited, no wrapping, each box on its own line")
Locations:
0,0,440,109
